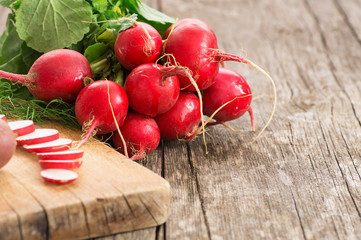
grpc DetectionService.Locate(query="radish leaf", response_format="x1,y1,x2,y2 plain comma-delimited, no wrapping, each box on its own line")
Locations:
15,0,92,53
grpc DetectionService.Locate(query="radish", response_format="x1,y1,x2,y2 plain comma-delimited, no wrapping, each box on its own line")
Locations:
203,68,255,130
0,114,6,122
75,80,129,148
23,138,72,153
114,21,162,70
37,150,84,160
0,49,92,103
8,120,35,136
112,111,160,160
124,63,180,117
164,18,276,140
39,160,83,170
0,119,16,168
155,91,201,141
40,169,78,184
16,128,59,146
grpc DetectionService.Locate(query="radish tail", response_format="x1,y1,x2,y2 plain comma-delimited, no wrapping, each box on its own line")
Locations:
130,150,146,161
75,118,99,149
0,70,30,84
215,52,277,143
248,106,255,132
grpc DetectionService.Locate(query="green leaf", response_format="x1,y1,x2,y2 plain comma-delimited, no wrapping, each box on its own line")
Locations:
15,0,93,53
123,0,175,35
91,0,108,13
0,0,17,7
21,42,42,69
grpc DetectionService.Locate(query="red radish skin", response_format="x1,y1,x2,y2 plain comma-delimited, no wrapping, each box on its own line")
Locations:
125,63,180,117
75,80,129,148
0,49,92,103
164,18,276,141
0,114,6,122
115,21,162,70
0,119,16,168
16,128,59,146
37,150,84,160
155,91,201,141
8,120,35,136
23,138,72,153
203,68,255,130
112,111,160,160
40,169,78,184
39,160,83,170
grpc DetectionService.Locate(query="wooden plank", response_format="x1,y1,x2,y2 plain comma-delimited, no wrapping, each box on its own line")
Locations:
154,0,361,239
0,122,170,240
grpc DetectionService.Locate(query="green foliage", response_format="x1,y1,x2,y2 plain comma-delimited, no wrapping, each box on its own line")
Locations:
15,0,93,53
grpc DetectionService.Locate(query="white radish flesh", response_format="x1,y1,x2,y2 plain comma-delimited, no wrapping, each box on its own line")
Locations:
8,120,35,136
39,160,83,170
40,169,78,184
16,129,59,146
0,114,6,122
37,150,84,160
23,138,72,153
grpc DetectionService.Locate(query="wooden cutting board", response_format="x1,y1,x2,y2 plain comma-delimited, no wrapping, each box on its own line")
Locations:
0,122,170,240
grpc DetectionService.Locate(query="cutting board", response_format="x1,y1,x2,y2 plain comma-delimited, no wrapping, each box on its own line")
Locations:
0,122,170,240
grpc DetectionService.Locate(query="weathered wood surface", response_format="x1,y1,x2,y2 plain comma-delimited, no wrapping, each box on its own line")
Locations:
1,0,361,239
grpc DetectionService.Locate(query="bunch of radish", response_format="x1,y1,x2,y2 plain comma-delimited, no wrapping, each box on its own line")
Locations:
0,115,84,184
1,17,276,161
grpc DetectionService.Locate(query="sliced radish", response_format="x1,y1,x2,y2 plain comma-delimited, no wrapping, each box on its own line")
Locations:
39,160,83,170
0,114,6,122
40,169,78,184
16,128,59,146
23,138,72,153
8,120,35,136
37,150,84,160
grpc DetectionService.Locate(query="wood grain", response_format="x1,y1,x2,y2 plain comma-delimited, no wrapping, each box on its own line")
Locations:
0,123,170,240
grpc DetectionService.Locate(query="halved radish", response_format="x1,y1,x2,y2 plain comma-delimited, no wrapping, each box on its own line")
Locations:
16,129,59,146
40,169,79,184
39,160,83,170
37,150,84,160
8,120,35,136
0,114,6,122
23,138,72,153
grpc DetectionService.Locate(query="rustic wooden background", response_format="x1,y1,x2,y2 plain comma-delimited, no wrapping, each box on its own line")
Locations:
1,0,361,239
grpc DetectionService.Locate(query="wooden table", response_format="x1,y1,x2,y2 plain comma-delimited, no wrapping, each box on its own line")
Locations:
1,0,361,239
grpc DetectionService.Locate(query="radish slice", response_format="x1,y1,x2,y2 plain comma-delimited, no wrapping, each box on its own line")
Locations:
0,114,6,122
39,160,83,170
37,150,84,160
16,129,59,146
40,169,78,184
23,138,72,153
8,120,35,136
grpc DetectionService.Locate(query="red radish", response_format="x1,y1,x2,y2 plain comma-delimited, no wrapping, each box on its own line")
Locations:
23,138,72,153
0,119,16,168
37,150,84,160
203,68,255,130
75,80,129,148
112,111,160,160
115,21,162,70
40,169,78,184
8,120,35,136
155,91,201,141
0,114,6,122
125,63,180,117
39,160,83,170
164,18,276,141
16,128,59,146
0,49,92,103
